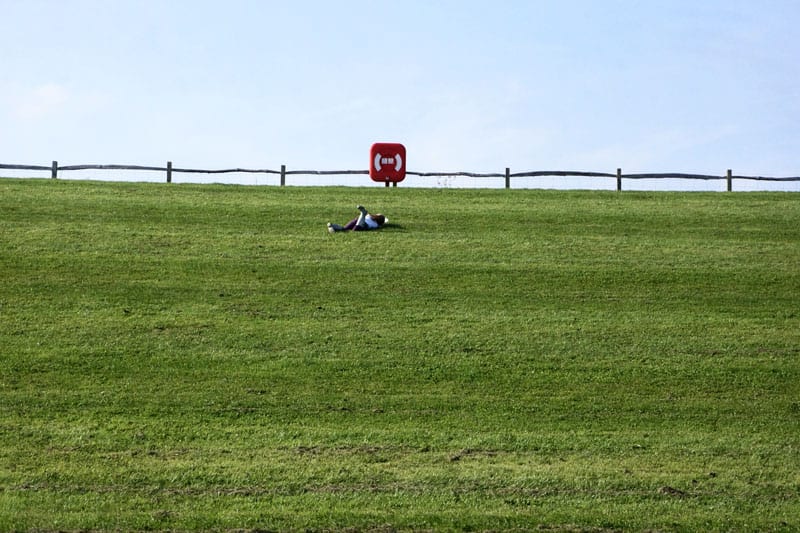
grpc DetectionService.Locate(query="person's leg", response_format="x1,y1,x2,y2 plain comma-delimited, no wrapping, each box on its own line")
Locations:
327,222,345,233
331,206,369,232
354,205,368,229
342,217,360,231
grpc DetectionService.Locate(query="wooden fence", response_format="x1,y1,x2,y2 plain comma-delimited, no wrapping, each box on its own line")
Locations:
1,161,799,191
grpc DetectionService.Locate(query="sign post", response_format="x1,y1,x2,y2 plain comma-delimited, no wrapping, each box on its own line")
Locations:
369,143,406,187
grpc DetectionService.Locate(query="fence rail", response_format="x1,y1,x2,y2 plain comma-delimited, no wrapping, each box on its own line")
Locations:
2,162,799,190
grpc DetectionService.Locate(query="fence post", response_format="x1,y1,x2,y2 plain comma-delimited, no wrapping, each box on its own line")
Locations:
616,168,622,191
51,161,58,179
167,161,172,183
505,167,510,189
280,164,286,186
726,169,732,192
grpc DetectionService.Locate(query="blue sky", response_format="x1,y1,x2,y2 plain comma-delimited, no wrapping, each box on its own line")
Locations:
2,0,798,188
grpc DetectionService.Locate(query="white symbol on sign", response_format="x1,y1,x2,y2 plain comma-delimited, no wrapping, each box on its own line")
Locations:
374,153,403,172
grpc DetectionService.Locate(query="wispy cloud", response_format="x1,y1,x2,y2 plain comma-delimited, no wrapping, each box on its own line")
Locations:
14,83,69,120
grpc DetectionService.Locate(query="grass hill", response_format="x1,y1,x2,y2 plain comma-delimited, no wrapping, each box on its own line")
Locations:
1,178,799,531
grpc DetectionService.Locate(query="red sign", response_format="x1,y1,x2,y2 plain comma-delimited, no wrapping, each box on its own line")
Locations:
369,143,406,183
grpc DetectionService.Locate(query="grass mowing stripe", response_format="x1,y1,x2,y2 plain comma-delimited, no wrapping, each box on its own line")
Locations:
1,179,799,530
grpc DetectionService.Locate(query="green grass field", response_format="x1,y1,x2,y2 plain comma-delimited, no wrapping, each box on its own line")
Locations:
1,178,799,531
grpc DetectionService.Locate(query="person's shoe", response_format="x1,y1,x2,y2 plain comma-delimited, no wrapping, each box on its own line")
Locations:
327,223,336,234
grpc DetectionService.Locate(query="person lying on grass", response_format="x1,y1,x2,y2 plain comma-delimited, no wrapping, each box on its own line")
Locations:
327,205,388,233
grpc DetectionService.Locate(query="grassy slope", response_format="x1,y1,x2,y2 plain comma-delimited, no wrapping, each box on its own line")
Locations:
1,179,799,531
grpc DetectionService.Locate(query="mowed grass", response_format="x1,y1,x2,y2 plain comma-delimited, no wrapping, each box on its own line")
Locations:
1,178,799,531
